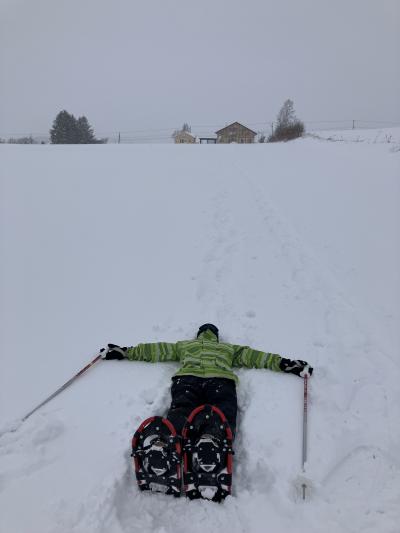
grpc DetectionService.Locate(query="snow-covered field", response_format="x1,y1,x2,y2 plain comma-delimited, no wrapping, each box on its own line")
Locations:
0,131,399,533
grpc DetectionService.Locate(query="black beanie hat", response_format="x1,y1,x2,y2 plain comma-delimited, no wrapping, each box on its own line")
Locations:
197,323,219,339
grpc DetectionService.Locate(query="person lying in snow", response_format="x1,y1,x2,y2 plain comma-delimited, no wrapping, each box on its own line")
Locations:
101,323,313,437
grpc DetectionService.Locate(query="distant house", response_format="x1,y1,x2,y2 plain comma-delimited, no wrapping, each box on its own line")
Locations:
174,131,196,144
215,122,257,144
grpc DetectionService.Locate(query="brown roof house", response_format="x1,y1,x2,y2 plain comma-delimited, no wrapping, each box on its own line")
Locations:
174,130,196,144
215,122,257,143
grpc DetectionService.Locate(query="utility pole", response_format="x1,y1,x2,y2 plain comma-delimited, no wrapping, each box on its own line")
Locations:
271,122,274,136
118,132,121,144
352,120,355,130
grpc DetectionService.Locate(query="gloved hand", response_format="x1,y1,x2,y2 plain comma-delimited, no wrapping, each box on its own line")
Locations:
279,358,313,378
100,343,127,360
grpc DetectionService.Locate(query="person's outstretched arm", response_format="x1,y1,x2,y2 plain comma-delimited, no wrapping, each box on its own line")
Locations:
232,344,313,377
101,342,179,363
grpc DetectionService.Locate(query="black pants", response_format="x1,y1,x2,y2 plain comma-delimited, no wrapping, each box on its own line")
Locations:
166,375,237,437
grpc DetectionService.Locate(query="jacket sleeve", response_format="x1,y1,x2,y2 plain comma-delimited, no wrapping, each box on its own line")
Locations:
232,345,282,372
125,342,179,363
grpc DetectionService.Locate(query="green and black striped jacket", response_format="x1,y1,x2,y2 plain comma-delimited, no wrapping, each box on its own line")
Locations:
125,329,283,384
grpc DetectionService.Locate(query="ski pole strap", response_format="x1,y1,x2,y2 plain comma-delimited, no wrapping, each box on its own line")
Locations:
302,375,308,472
22,353,103,422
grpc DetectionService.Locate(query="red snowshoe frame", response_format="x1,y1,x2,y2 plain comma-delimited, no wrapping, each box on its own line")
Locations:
182,404,234,502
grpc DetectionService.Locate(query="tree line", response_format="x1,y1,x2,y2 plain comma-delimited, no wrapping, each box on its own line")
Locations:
0,136,41,144
1,100,304,145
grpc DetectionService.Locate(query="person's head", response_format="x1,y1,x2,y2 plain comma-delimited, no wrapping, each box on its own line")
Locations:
196,323,219,340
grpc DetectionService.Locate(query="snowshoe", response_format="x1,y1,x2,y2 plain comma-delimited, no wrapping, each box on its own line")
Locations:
131,416,182,496
182,405,234,502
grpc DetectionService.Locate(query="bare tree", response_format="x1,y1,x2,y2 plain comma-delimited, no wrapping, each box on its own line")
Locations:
268,99,305,142
172,123,192,138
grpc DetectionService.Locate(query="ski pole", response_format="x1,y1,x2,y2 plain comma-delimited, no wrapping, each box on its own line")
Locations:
301,375,308,499
22,353,103,422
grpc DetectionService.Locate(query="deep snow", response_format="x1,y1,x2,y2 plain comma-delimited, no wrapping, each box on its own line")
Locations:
0,131,399,533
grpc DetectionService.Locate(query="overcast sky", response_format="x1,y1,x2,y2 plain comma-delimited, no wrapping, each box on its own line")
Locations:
1,0,399,141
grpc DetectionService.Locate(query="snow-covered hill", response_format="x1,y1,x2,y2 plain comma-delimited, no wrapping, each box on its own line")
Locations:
1,133,399,533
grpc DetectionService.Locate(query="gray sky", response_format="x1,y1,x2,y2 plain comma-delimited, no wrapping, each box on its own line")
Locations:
1,0,399,141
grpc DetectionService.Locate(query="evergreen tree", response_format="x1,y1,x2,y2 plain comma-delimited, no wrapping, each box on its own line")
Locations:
76,116,96,143
50,110,79,144
50,110,104,144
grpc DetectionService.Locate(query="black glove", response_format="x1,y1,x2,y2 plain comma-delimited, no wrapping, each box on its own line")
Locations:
279,358,313,377
100,343,127,360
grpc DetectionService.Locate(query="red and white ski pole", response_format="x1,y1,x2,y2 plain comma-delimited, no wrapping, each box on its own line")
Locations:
301,375,308,499
22,353,103,422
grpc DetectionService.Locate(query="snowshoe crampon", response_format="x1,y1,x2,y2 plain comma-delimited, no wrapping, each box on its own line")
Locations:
131,416,182,497
182,405,234,502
